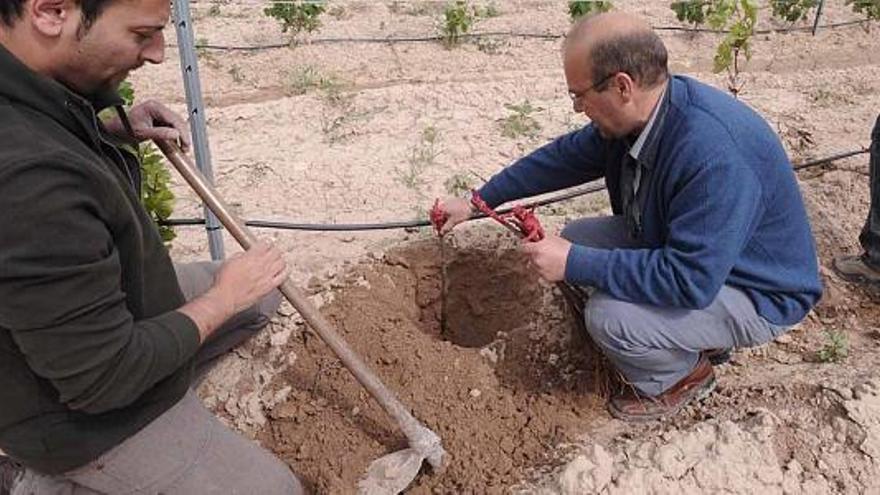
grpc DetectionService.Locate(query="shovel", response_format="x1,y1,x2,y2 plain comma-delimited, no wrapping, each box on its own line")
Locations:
155,140,445,494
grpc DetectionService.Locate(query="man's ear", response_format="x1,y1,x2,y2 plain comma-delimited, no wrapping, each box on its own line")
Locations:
613,72,635,102
28,0,75,37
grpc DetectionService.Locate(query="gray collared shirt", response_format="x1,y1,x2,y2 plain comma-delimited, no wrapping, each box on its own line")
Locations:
621,82,670,237
628,83,668,194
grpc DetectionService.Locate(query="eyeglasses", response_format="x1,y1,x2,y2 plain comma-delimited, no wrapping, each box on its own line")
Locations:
568,73,616,103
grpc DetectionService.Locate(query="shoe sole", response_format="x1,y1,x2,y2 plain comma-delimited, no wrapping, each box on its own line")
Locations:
832,260,880,286
837,272,880,287
607,376,717,423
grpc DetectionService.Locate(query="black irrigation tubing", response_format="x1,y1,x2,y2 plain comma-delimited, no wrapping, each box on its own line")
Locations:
172,19,873,52
792,147,869,170
161,147,869,233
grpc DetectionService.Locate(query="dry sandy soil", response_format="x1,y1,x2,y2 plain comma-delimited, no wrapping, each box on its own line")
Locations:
129,1,880,493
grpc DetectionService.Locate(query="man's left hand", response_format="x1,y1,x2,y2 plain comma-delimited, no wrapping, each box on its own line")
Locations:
521,234,571,282
106,100,192,152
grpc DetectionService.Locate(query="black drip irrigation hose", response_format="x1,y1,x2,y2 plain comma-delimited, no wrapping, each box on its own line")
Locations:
161,148,869,233
793,148,869,170
172,19,873,52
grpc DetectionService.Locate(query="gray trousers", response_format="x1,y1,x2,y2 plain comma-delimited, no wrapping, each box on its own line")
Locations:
13,262,303,495
561,217,786,397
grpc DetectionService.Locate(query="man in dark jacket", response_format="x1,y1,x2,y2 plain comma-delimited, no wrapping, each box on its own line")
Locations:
434,13,822,421
0,0,303,493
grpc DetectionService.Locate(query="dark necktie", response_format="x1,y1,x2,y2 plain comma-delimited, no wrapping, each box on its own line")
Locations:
620,151,643,238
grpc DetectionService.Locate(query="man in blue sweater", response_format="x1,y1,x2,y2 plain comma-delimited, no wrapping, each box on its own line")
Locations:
435,12,822,421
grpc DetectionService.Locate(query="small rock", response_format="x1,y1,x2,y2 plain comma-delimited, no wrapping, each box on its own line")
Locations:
469,389,482,399
479,347,499,364
277,304,297,317
775,334,794,344
831,416,850,437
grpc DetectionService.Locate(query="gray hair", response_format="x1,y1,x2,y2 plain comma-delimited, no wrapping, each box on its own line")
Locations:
585,30,669,90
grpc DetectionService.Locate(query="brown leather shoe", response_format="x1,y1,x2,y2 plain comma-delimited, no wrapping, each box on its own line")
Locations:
833,254,880,285
608,355,716,422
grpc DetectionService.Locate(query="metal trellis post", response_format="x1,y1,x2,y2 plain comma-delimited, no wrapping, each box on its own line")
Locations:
173,0,225,260
812,0,826,36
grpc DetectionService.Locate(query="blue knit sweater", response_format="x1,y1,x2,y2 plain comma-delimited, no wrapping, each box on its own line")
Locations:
479,76,822,326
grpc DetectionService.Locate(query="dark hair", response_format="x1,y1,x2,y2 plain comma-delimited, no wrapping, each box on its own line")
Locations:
1,0,114,29
589,30,669,90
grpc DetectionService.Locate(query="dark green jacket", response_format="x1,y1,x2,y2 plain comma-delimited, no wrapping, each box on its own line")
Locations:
0,45,200,474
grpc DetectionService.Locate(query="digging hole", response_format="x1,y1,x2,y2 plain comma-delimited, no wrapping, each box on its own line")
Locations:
419,246,544,348
262,239,606,494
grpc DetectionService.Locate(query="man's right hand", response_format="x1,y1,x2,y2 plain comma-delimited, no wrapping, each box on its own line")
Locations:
179,242,288,342
433,196,474,235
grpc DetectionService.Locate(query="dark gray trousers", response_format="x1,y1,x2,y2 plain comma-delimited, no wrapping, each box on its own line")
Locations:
12,262,301,495
561,217,785,396
860,114,880,266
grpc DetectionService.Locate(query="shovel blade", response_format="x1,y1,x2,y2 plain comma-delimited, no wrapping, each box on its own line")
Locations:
357,448,425,495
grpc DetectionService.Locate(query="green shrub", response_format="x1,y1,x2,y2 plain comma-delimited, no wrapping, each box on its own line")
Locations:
818,330,848,363
846,0,880,20
769,0,818,23
568,1,613,20
264,1,326,37
118,81,176,243
441,0,474,47
670,0,712,27
499,101,543,139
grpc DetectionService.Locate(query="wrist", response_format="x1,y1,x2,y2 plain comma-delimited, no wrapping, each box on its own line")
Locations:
463,190,479,214
180,289,234,342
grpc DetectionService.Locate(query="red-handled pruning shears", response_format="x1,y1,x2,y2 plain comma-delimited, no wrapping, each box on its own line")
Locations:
430,191,545,242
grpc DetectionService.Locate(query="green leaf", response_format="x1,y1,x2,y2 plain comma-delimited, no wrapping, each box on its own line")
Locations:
845,0,880,21
441,0,475,47
568,1,613,20
117,81,135,108
769,0,819,23
264,1,327,37
117,82,177,244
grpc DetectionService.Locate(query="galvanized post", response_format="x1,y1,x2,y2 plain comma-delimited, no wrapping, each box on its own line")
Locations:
173,0,225,260
812,0,826,36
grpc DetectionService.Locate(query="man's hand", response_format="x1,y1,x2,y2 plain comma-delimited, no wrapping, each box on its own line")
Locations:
432,196,473,235
179,243,288,342
521,234,572,282
105,100,192,152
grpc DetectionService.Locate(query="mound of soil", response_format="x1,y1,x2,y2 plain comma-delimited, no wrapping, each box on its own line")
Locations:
258,240,607,493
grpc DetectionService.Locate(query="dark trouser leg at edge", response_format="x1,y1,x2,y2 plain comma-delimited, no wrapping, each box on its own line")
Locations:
834,114,880,285
860,114,880,266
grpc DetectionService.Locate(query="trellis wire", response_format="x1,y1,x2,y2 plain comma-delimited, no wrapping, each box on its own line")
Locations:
170,18,874,51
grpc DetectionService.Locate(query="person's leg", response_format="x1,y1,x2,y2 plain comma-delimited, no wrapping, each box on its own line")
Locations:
53,391,303,494
11,469,98,495
174,261,282,375
9,266,292,495
860,114,880,265
835,114,880,284
584,285,784,419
